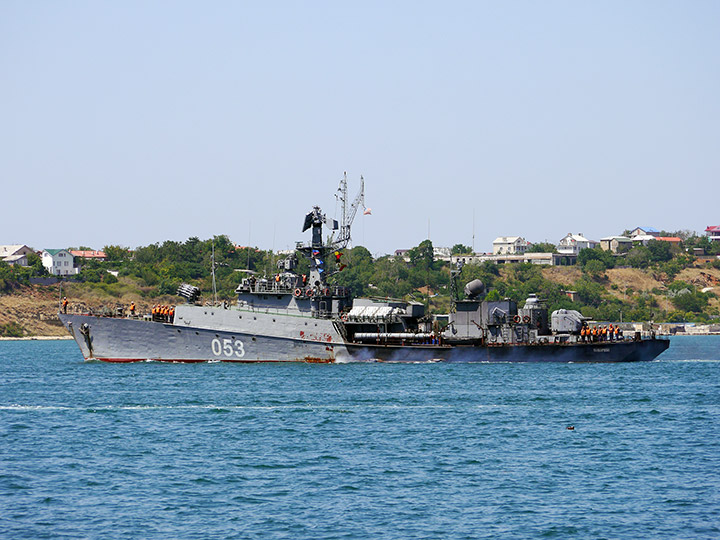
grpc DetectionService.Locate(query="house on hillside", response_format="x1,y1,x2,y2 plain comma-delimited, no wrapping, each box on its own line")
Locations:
0,245,34,266
557,233,598,255
632,234,658,246
629,226,660,238
392,247,452,262
451,252,562,266
70,250,107,261
492,236,529,255
706,225,720,242
600,236,633,254
41,249,79,276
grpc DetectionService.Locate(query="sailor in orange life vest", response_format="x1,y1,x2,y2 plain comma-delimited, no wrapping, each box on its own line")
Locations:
62,297,68,314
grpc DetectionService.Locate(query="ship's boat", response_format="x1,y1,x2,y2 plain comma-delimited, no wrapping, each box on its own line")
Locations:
59,177,669,363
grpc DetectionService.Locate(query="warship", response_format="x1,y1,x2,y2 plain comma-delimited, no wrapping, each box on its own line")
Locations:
59,176,669,363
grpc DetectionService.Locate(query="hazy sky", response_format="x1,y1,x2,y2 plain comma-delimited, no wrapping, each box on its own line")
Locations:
2,1,718,256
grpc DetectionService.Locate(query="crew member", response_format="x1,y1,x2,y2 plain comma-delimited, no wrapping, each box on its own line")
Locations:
129,302,136,316
62,297,68,314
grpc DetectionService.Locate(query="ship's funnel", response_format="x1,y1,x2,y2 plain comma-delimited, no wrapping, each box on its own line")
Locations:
464,279,485,299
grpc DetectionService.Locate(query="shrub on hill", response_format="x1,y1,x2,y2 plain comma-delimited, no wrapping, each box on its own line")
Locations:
0,322,25,337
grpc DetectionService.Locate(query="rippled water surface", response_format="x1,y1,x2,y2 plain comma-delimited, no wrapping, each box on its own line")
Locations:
1,337,719,539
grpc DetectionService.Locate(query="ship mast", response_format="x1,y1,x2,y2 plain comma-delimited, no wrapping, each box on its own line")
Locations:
330,172,365,252
298,173,365,290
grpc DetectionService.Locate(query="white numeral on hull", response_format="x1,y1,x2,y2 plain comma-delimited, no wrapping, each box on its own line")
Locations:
211,338,245,358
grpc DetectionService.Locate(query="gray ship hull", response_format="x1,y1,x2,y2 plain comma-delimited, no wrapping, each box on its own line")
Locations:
59,312,346,363
59,312,669,364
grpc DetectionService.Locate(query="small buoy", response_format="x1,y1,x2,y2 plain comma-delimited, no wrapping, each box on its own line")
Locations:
567,426,575,430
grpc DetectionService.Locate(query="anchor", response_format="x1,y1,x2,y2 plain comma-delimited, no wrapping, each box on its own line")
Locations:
79,322,94,358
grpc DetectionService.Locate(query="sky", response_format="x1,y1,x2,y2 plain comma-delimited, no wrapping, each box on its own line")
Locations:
2,1,719,257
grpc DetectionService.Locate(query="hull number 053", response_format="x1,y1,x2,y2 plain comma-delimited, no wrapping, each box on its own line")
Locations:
211,338,245,358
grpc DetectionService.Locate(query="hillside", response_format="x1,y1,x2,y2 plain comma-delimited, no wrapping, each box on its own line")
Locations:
2,264,718,337
0,280,176,337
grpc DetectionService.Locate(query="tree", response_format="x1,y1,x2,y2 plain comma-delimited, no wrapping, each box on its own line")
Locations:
671,290,709,313
647,240,672,262
451,244,473,255
578,247,614,269
103,246,130,262
626,246,651,269
584,259,606,278
408,240,434,269
26,252,47,276
527,242,556,253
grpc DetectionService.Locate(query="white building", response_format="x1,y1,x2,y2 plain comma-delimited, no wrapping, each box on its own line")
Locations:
492,236,529,255
451,252,562,266
42,249,79,276
631,235,657,246
557,233,598,255
433,247,452,261
0,245,34,266
705,226,720,242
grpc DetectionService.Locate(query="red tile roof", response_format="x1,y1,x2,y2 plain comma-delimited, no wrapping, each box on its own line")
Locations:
70,250,107,258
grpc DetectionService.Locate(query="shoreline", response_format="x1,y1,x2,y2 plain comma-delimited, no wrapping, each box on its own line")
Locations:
0,336,73,341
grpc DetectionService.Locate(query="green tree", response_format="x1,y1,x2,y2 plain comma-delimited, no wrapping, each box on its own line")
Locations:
26,252,47,276
671,290,709,312
104,245,130,262
451,244,473,255
408,240,434,269
527,242,556,253
647,240,672,262
626,246,651,269
583,259,606,278
578,247,615,269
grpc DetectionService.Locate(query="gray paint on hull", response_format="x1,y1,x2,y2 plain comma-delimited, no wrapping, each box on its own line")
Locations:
60,313,346,362
59,312,669,363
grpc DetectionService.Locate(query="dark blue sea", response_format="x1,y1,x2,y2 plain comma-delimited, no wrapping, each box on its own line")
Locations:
1,337,719,540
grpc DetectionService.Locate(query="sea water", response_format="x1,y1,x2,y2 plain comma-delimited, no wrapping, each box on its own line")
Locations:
1,337,719,539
